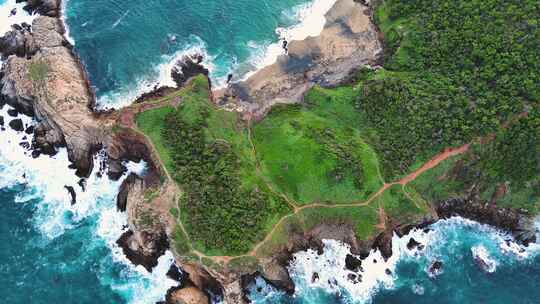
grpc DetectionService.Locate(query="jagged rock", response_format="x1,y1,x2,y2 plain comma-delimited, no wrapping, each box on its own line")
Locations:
117,173,142,212
7,109,18,117
345,254,363,272
437,198,537,245
372,229,393,261
162,286,209,304
134,86,176,104
0,28,25,57
77,178,86,191
9,118,24,131
407,238,422,251
171,54,209,88
23,0,61,17
107,159,127,180
0,16,106,177
24,125,34,134
116,229,169,272
166,264,186,283
64,185,76,205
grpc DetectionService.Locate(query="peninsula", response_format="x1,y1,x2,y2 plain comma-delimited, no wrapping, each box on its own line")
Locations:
0,0,538,303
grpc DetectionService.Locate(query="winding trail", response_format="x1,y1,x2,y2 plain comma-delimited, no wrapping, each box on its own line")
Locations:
248,143,470,256
126,89,472,262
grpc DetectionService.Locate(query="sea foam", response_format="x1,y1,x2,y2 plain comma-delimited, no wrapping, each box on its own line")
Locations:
240,0,337,82
0,105,175,303
92,0,337,108
0,0,38,68
95,34,213,110
280,217,540,303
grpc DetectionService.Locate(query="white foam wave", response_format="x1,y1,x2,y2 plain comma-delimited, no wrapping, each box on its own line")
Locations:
60,0,76,46
0,105,175,303
286,216,540,303
240,0,337,82
96,35,214,110
111,10,130,29
0,0,38,69
289,239,399,303
471,245,497,273
0,0,37,38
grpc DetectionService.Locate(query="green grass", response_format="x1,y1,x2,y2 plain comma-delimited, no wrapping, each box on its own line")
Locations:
137,77,431,258
374,184,426,221
28,60,50,84
135,106,175,172
407,155,466,203
255,204,379,257
172,224,192,256
252,86,384,205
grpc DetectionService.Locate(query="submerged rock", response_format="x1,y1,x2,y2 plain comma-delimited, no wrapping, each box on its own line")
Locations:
427,260,443,278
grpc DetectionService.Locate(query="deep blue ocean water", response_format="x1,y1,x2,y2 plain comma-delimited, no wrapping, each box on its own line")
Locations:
1,0,540,303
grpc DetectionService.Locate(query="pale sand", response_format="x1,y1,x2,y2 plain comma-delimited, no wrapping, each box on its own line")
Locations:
216,0,383,120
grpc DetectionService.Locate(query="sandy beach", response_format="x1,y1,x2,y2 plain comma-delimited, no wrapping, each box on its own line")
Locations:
216,0,382,120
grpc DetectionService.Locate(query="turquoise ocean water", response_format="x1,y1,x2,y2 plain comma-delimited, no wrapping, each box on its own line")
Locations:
63,0,320,109
1,0,540,303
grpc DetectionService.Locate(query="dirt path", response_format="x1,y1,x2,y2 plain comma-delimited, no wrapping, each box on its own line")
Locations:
247,143,470,257
132,92,472,262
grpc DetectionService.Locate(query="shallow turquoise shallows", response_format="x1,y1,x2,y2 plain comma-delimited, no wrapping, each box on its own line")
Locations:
64,0,312,108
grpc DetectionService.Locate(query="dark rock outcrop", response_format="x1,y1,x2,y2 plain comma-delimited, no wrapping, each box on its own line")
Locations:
406,238,422,251
171,54,209,88
8,118,24,131
116,229,169,272
0,24,34,58
437,198,537,245
134,86,176,104
22,0,61,17
345,254,363,272
7,109,18,117
64,185,76,205
116,173,141,212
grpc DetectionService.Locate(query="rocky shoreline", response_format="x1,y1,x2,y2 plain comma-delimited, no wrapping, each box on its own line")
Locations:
1,1,538,304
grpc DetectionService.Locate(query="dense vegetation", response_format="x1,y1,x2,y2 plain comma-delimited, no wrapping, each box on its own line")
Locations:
479,109,540,186
364,0,540,181
359,74,472,179
161,76,290,255
135,0,540,258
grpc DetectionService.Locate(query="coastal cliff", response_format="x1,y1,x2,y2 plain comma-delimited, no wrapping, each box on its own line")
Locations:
218,0,382,120
1,0,538,303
